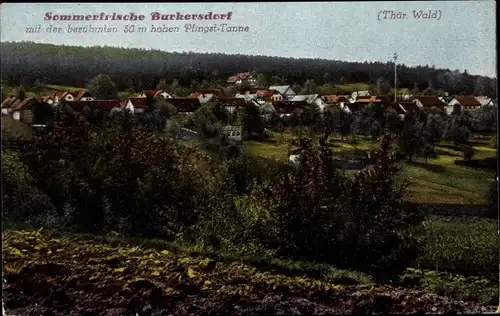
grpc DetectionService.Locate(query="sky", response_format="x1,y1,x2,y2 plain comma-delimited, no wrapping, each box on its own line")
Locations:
0,2,497,78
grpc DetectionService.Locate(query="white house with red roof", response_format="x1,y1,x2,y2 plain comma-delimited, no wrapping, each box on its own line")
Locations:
53,91,76,103
227,72,257,86
122,97,148,114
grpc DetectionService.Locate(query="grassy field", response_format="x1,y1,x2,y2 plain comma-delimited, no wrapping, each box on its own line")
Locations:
244,131,496,204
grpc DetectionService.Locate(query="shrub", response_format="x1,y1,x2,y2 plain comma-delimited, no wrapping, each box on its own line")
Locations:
2,148,53,224
18,113,218,238
251,132,425,280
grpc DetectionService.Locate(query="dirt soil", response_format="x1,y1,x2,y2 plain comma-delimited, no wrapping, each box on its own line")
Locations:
2,229,495,316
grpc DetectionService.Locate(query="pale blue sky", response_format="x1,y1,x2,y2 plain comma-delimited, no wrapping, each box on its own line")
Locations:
0,2,496,77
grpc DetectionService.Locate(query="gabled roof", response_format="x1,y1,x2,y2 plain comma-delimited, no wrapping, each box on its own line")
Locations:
40,96,54,103
54,91,75,99
413,96,445,107
268,85,293,95
452,96,482,107
74,90,95,101
12,97,37,111
126,97,148,109
165,98,201,112
256,89,277,97
227,72,251,83
66,100,122,112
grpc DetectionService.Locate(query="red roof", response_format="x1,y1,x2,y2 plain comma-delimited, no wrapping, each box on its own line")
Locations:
454,96,482,107
414,96,445,107
54,91,75,99
227,72,251,83
12,98,37,111
67,100,122,111
256,89,276,97
126,97,148,109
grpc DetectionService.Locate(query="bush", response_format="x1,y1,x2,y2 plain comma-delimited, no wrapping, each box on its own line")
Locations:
17,113,219,238
2,148,53,224
251,133,425,280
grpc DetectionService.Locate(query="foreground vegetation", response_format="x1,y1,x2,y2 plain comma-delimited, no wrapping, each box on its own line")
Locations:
2,77,498,314
2,228,495,316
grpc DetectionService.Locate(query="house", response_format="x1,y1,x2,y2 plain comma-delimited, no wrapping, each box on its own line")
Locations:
256,89,277,101
122,97,148,114
289,94,327,111
53,91,76,103
1,96,21,115
226,72,257,86
66,100,123,113
217,97,247,114
139,89,174,99
164,98,201,115
446,96,482,115
268,85,296,100
349,91,371,103
321,94,349,106
74,90,95,101
475,96,494,107
10,98,38,123
222,125,243,142
188,92,218,104
412,96,446,111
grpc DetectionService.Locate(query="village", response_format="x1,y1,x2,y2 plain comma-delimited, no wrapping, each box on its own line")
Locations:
1,71,496,141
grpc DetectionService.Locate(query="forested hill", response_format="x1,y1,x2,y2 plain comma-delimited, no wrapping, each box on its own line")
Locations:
0,41,496,96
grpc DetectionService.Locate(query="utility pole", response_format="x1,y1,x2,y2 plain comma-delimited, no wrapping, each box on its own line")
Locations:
394,53,398,103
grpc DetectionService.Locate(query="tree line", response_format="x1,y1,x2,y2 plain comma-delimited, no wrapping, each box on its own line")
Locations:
0,41,497,98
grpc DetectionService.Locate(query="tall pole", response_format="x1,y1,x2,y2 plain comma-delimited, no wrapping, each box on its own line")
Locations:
496,80,500,314
394,53,398,103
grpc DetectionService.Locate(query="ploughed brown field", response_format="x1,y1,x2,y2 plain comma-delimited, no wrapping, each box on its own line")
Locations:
2,229,495,316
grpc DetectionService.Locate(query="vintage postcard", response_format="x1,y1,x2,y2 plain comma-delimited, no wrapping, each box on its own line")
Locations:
1,2,497,316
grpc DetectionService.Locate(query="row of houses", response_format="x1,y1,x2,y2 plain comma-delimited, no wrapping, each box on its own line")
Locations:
1,83,496,125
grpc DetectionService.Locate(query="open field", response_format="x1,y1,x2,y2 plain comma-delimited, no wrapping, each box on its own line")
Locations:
2,228,495,316
244,131,496,205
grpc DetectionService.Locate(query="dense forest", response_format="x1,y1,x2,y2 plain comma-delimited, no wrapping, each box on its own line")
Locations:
0,41,497,97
